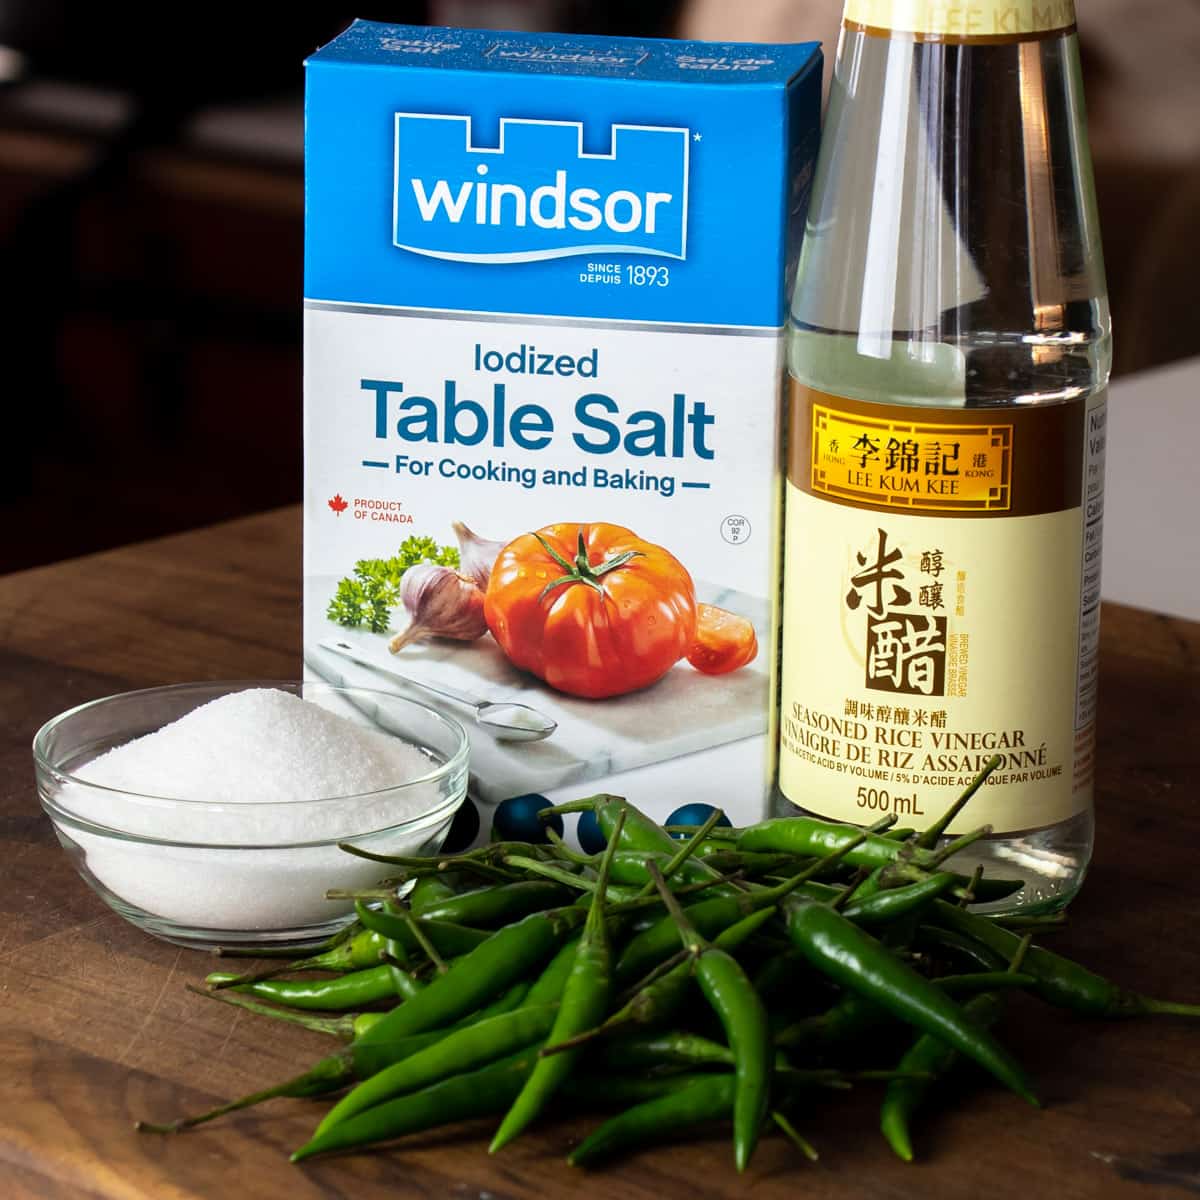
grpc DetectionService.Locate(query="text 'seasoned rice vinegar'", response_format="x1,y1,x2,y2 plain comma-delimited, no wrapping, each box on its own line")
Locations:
774,0,1109,909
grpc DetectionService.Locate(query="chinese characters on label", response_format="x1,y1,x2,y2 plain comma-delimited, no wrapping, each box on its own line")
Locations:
845,528,956,697
811,405,1012,513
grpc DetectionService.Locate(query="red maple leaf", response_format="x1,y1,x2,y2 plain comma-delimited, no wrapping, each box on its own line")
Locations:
328,493,348,516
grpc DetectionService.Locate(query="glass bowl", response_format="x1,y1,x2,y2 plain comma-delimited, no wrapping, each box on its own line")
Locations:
33,681,469,950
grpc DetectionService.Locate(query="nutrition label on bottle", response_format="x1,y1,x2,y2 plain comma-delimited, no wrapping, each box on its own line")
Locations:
1072,393,1106,790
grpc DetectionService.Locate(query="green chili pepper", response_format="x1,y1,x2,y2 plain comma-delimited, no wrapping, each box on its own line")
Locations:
615,832,872,987
550,841,790,890
489,811,626,1152
205,928,388,993
354,904,586,1055
570,795,738,896
649,861,771,1173
136,1031,441,1134
880,916,1029,1163
539,906,779,1059
665,824,739,842
781,896,1036,1104
931,901,1200,1018
774,991,886,1055
739,817,923,868
186,982,384,1041
352,904,492,956
307,926,388,971
599,1031,736,1071
842,872,959,927
214,921,358,960
314,1003,559,1136
523,933,583,1005
753,949,809,1006
408,873,460,914
291,1049,539,1162
934,971,1037,995
500,854,637,901
561,1071,723,1108
916,923,1008,974
383,941,425,1001
204,964,397,1012
137,980,535,1135
568,1073,735,1167
410,880,574,927
737,818,1021,901
880,990,1007,1162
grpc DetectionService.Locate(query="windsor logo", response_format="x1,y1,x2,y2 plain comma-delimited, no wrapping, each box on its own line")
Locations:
393,114,690,263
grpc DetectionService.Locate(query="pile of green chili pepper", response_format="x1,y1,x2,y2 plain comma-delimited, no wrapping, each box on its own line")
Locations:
137,768,1200,1174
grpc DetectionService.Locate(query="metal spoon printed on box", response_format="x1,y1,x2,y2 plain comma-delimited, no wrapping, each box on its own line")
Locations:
318,640,558,743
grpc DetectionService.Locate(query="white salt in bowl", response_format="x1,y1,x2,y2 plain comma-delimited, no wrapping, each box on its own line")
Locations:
33,681,470,949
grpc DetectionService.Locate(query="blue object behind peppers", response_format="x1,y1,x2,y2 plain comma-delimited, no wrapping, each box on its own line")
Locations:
493,793,564,844
577,809,606,855
665,803,733,839
443,797,480,853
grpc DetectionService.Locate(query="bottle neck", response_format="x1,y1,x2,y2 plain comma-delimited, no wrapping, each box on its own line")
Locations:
840,0,1076,43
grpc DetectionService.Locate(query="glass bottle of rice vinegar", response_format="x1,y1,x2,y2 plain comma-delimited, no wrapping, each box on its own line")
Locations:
775,0,1109,909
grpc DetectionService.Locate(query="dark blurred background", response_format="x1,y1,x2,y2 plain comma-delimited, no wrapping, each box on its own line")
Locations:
1,0,1195,574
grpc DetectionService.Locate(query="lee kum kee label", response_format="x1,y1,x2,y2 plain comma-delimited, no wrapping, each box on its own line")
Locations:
777,384,1105,836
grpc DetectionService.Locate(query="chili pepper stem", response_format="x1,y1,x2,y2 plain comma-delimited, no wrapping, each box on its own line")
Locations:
204,960,309,990
751,829,874,909
504,855,596,891
1134,998,1200,1018
866,814,901,834
398,907,448,974
453,859,521,884
995,913,1069,931
925,824,994,868
204,938,365,990
665,824,739,841
539,794,624,818
215,923,355,960
646,861,706,954
1009,934,1034,974
634,807,727,898
956,865,985,908
616,947,694,1006
611,871,747,910
539,947,702,1060
830,867,873,912
536,1014,630,1059
771,1112,819,1162
336,841,434,866
932,971,1038,993
916,756,1003,850
136,1053,352,1133
543,828,589,864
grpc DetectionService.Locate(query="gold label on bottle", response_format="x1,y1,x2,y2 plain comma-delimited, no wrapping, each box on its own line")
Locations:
842,0,1076,42
778,384,1105,836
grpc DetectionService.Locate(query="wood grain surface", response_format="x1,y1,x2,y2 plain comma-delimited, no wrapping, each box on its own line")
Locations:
1,507,1198,1199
